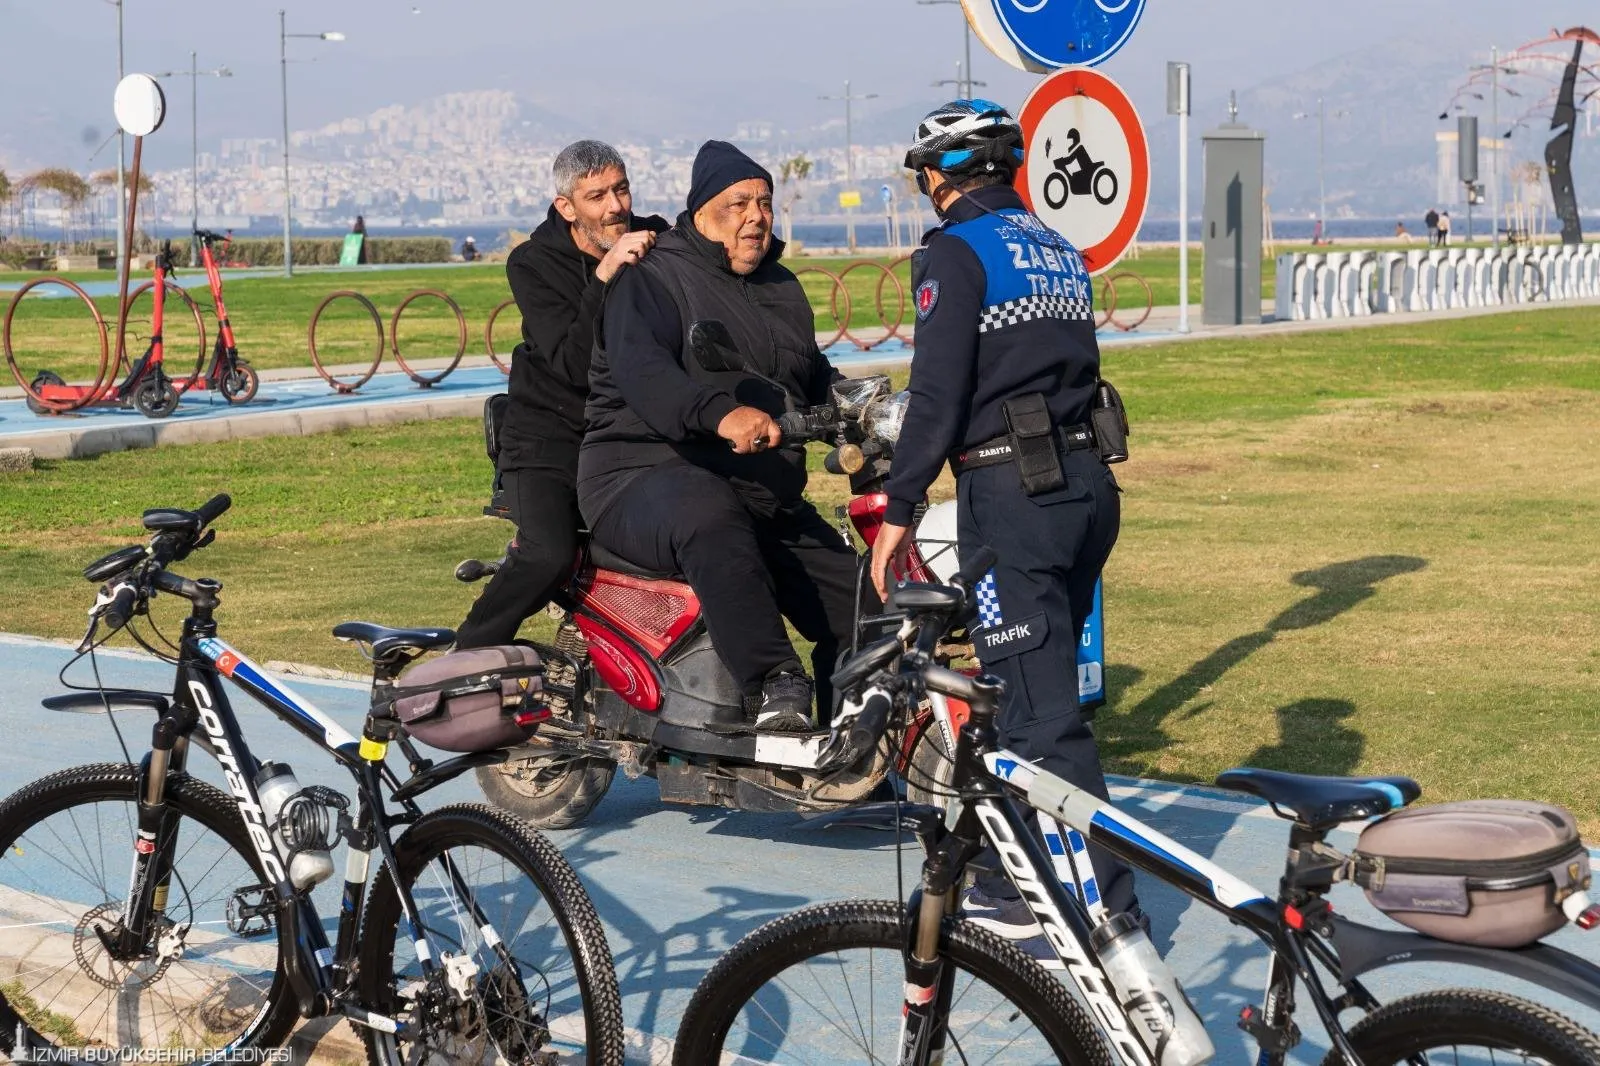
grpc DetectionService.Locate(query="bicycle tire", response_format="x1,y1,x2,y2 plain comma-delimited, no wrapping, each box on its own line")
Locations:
358,802,625,1066
309,289,385,392
484,298,516,374
0,763,298,1059
127,279,208,392
673,899,1110,1065
3,276,112,412
390,288,467,386
1323,988,1600,1066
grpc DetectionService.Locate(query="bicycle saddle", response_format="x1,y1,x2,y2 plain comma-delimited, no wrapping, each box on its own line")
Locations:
1215,767,1421,829
586,541,683,581
333,621,455,660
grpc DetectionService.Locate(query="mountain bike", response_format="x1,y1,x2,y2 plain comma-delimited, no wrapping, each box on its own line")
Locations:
675,551,1600,1064
0,495,624,1064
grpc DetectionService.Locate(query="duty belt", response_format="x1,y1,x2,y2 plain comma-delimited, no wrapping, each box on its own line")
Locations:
950,422,1094,476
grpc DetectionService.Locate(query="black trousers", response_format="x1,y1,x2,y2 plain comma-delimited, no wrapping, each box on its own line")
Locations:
585,460,862,713
455,464,581,649
959,450,1137,916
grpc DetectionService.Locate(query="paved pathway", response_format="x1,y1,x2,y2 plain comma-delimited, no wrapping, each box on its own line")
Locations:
1,633,1595,1061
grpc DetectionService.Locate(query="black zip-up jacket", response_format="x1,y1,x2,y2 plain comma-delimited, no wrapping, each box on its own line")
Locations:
578,215,835,520
497,205,669,472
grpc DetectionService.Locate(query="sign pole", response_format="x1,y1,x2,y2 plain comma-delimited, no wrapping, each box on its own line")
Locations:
1169,61,1191,333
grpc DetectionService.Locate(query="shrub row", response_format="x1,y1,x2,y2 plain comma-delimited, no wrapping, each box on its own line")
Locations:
203,237,452,268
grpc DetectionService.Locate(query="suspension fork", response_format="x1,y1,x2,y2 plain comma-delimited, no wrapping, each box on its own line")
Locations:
107,705,192,957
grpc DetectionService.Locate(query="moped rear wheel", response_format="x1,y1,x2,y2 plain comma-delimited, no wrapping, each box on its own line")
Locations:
476,751,616,830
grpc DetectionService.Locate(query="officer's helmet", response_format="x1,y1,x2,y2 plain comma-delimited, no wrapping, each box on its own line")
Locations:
903,99,1024,183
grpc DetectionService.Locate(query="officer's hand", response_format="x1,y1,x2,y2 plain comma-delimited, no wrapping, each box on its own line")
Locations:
870,522,912,601
718,406,782,454
595,230,657,283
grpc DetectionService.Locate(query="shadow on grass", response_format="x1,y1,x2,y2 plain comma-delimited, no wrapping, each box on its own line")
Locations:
1102,555,1426,775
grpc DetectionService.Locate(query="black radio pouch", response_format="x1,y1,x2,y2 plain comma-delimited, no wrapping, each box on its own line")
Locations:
1090,379,1129,464
1002,393,1065,495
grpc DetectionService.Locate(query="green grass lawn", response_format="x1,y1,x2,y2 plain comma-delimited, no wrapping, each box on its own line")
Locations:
2,306,1597,828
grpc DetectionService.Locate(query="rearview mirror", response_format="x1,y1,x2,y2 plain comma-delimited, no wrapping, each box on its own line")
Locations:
688,319,745,373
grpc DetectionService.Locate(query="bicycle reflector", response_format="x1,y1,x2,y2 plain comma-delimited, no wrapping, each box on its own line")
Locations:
1562,892,1600,930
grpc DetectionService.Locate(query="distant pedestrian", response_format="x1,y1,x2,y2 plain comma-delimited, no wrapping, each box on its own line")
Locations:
461,235,480,262
1311,218,1324,245
1437,211,1451,246
1395,221,1413,243
351,214,369,264
1424,207,1440,247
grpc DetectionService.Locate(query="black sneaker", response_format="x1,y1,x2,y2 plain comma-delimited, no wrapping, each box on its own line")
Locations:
960,886,1043,939
755,672,813,732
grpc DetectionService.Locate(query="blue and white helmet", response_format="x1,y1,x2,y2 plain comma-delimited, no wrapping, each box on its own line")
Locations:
903,99,1024,179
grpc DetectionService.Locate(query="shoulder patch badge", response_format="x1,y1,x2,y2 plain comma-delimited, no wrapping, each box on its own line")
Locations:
915,279,940,320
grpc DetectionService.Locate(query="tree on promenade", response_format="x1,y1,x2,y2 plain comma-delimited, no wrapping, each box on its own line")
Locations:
778,154,813,246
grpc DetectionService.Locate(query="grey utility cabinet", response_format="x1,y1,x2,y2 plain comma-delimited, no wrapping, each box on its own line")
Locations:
1202,122,1265,325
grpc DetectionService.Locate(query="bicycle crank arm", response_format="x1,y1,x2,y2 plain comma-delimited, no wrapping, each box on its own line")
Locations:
337,1002,404,1035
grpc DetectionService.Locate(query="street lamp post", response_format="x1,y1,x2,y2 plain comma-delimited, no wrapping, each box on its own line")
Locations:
109,0,126,276
917,0,975,97
933,60,986,100
152,54,232,246
819,80,878,253
279,11,344,278
1292,98,1348,236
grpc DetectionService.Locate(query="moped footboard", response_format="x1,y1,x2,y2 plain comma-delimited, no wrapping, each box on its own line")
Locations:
1329,914,1600,1014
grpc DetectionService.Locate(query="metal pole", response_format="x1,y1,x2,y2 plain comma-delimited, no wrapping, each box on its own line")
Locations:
845,79,856,254
963,17,972,98
1179,89,1190,334
280,9,294,278
115,0,126,274
1491,45,1501,250
190,51,199,241
1318,97,1327,229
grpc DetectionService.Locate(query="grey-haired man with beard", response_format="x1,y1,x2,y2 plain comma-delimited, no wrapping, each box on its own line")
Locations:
456,140,669,648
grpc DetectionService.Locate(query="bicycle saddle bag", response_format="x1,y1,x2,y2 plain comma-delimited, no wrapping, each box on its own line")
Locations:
1351,799,1591,948
390,645,548,752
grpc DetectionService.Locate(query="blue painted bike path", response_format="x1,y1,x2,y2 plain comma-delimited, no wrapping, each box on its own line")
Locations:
2,633,1596,1059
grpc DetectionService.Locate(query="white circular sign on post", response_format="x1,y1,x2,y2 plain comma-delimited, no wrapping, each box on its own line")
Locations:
114,73,167,137
1015,66,1149,275
958,0,1049,73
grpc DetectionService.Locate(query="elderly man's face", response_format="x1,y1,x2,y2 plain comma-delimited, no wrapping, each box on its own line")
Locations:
694,178,773,275
556,165,632,255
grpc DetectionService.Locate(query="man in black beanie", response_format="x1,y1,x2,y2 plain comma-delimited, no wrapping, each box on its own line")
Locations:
580,140,864,731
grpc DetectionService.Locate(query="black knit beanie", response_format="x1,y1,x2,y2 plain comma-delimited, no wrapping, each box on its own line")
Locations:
686,140,773,216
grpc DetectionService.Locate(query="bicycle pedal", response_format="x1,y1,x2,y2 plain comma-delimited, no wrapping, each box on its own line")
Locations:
1237,1004,1299,1054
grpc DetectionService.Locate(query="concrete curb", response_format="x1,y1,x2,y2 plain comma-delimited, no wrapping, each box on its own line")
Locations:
8,393,490,460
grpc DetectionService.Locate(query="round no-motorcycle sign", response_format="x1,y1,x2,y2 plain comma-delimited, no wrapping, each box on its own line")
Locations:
1014,66,1149,276
959,0,1147,72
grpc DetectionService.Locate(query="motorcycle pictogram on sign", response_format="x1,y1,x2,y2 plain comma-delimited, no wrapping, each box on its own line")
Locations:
1041,130,1119,209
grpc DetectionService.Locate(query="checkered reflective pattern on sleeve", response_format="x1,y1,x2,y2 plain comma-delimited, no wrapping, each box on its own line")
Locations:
975,569,1004,628
977,293,1094,333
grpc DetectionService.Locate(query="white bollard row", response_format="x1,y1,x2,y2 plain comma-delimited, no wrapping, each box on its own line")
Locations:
1274,244,1600,321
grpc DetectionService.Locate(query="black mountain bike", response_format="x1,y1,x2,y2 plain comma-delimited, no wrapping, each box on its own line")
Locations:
675,551,1600,1064
0,495,624,1064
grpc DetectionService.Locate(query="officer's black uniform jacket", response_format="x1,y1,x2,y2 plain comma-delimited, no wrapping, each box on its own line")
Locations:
579,215,836,520
883,184,1102,526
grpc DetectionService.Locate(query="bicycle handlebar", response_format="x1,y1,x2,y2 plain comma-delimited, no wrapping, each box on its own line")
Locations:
194,493,232,527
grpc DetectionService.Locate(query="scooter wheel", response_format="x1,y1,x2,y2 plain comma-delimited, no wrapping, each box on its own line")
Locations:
219,363,259,404
132,377,181,419
25,370,65,415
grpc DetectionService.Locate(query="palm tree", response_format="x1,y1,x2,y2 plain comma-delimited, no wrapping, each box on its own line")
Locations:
0,169,10,242
777,154,813,246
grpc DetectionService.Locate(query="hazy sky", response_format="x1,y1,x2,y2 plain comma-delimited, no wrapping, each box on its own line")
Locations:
3,1,1598,193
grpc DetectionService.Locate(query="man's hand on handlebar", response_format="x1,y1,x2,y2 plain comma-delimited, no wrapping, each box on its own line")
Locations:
718,406,783,454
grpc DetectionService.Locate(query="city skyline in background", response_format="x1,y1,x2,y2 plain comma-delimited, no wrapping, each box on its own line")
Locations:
5,1,1600,239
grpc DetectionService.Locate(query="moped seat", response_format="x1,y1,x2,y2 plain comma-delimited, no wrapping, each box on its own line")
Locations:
587,541,684,582
1215,767,1421,829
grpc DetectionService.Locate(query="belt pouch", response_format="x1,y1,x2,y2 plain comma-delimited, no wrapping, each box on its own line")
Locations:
1090,379,1129,464
1002,393,1065,495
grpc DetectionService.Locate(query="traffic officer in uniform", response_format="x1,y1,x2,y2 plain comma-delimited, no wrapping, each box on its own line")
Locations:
870,99,1140,943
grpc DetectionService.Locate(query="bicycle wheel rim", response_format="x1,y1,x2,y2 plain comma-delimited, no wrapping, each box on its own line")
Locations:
0,767,288,1054
684,903,1093,1064
367,827,610,1063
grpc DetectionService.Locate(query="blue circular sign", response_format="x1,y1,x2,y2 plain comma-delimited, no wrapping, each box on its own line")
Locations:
988,0,1147,69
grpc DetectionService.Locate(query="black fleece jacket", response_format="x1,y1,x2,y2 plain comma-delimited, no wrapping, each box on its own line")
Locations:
497,205,669,471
